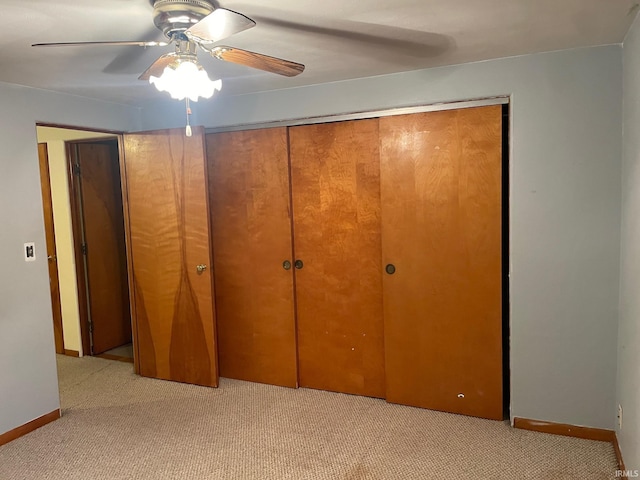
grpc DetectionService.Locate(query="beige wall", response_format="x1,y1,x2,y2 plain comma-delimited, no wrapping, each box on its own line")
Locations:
36,126,116,356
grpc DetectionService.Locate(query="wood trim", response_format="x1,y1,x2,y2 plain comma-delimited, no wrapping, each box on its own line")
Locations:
0,410,61,447
66,142,92,357
515,418,627,471
36,122,123,136
118,134,141,375
64,349,80,357
95,353,134,364
205,96,510,134
513,417,615,442
65,136,118,145
613,433,626,471
37,143,65,354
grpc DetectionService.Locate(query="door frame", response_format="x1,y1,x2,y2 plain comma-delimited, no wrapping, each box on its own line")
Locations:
116,136,141,374
67,137,127,358
37,142,65,354
501,103,511,418
35,123,133,362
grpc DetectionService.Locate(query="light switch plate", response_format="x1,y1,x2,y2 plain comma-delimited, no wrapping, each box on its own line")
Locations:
24,242,36,262
618,404,623,430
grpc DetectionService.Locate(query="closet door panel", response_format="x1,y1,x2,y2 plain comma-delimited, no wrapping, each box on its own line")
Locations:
380,106,503,419
207,128,297,388
289,119,385,398
122,127,218,387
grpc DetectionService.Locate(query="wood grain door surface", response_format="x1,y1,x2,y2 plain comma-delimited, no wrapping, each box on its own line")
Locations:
380,105,503,419
76,141,131,355
289,119,385,398
123,127,218,387
37,143,65,354
206,128,297,388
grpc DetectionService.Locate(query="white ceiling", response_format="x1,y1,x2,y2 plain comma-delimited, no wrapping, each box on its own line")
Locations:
1,0,637,105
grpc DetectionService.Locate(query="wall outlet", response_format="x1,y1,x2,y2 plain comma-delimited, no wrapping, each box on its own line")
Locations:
618,404,623,430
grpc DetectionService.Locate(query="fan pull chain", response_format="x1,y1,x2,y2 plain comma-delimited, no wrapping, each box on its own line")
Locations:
185,98,193,137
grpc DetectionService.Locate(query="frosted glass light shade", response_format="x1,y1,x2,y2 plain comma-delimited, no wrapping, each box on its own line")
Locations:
149,60,222,102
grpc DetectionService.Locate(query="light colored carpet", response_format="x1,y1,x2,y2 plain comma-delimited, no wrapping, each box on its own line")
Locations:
0,355,618,479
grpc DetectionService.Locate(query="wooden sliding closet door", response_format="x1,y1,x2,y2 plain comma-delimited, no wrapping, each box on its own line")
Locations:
289,119,385,398
206,128,297,388
122,127,218,387
380,105,503,419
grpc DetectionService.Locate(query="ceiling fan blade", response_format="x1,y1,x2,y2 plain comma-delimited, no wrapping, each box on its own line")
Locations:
103,26,170,74
138,53,179,81
33,41,169,48
207,46,305,77
185,9,255,44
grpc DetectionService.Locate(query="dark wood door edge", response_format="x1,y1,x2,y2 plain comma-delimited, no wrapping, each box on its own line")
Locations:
0,410,61,447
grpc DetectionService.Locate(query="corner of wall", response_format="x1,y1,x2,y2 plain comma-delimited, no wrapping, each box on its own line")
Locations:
617,7,640,471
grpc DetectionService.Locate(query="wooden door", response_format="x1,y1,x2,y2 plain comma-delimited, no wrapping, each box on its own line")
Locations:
37,143,65,354
380,105,503,420
289,119,385,398
206,128,297,388
73,140,131,355
122,127,218,387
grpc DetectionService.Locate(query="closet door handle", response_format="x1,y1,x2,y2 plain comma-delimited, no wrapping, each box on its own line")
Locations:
385,264,396,275
196,264,207,274
283,260,292,270
294,260,304,270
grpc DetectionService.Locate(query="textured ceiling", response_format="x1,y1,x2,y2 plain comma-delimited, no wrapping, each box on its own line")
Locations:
0,0,637,105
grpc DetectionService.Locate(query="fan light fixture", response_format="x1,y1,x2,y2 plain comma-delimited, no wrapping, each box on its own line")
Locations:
149,57,221,102
145,40,223,136
31,1,306,137
32,0,306,104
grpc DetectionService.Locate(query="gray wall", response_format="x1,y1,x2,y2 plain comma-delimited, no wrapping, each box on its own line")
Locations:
0,82,140,436
143,46,623,429
619,14,640,470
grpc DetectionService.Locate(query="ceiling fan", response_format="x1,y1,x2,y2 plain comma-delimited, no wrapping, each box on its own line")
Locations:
32,0,305,87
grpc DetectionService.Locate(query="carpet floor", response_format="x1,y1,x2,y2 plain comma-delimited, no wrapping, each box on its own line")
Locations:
0,355,618,479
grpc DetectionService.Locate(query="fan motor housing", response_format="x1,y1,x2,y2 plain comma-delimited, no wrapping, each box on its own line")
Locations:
151,0,215,38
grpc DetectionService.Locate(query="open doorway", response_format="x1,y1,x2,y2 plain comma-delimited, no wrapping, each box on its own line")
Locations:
36,125,133,364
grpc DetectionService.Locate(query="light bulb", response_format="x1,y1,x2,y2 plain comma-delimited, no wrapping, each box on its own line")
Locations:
149,60,222,102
